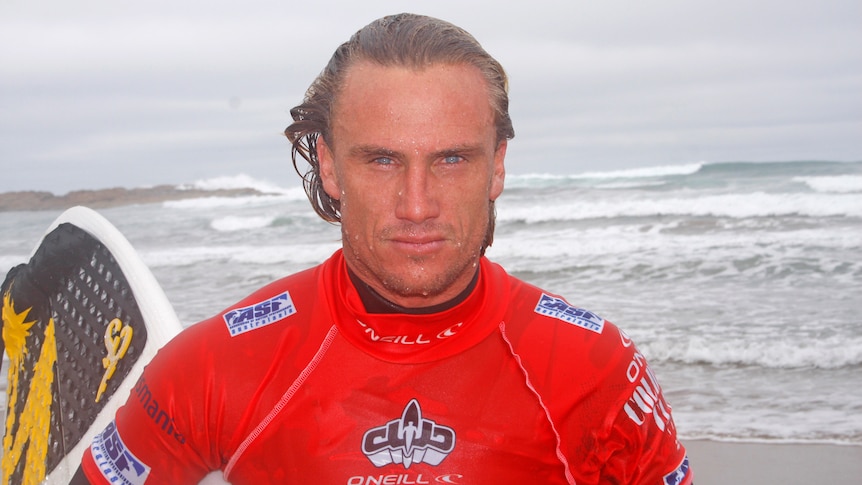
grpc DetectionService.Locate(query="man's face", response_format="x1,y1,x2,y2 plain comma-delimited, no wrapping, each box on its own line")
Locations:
318,61,506,308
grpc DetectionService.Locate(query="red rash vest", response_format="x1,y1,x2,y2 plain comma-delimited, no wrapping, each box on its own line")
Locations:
82,250,692,485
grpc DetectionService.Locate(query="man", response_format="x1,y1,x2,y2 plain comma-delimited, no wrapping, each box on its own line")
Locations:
77,13,692,484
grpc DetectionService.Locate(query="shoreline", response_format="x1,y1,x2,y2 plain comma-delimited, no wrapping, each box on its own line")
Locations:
683,439,862,484
0,186,271,212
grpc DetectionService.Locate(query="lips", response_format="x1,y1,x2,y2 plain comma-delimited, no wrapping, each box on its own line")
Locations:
389,235,446,255
381,222,452,256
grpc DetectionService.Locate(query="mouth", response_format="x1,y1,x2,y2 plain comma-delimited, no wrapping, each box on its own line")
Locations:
389,235,447,255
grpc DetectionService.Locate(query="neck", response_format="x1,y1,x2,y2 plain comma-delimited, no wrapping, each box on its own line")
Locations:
347,267,479,315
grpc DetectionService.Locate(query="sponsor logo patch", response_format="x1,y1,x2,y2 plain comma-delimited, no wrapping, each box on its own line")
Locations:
347,473,461,484
91,421,150,485
624,364,674,433
356,320,464,345
663,455,691,485
534,294,605,334
362,399,456,469
133,376,186,444
223,291,296,337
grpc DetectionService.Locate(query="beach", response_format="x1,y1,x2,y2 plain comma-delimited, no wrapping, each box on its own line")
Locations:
684,440,862,484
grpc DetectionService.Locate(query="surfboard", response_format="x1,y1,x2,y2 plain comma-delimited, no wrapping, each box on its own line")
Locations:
0,206,221,484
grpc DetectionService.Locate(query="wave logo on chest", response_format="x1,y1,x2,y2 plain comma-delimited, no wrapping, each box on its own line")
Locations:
361,399,456,469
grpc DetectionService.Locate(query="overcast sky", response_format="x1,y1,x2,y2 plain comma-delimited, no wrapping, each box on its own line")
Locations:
2,0,860,194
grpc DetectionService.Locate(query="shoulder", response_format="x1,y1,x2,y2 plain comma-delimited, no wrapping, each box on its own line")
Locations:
180,263,324,341
148,261,330,381
498,280,689,482
499,277,641,406
120,261,335,453
502,277,627,357
481,262,632,370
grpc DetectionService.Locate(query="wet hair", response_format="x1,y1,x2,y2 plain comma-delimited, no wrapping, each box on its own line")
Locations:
285,13,514,252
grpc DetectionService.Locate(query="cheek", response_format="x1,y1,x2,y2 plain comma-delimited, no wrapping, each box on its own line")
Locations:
339,190,377,234
451,193,492,230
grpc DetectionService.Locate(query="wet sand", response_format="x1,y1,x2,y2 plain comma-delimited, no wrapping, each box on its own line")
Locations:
684,439,862,484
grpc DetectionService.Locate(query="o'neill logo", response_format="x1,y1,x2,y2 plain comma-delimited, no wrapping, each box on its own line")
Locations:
362,400,456,469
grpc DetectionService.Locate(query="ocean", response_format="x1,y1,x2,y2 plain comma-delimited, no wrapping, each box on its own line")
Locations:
2,160,861,446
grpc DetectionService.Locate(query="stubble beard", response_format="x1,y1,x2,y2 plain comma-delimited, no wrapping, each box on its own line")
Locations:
379,250,479,301
343,225,485,304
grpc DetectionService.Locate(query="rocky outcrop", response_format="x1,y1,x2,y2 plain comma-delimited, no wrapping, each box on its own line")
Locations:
0,186,269,212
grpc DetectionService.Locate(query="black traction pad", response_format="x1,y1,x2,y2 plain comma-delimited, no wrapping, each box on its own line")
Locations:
2,222,148,480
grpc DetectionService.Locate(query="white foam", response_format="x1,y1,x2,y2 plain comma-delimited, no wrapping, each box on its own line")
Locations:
497,191,862,221
163,194,292,210
180,173,297,195
210,215,275,232
487,223,861,284
794,175,862,193
642,335,862,370
141,246,239,267
676,407,862,445
140,242,341,268
594,180,668,189
230,243,341,265
569,162,705,179
505,163,704,189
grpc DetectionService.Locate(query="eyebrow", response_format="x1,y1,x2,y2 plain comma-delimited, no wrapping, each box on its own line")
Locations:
347,144,487,160
348,145,400,159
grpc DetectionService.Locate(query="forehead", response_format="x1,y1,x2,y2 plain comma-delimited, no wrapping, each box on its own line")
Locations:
332,61,495,127
326,62,498,156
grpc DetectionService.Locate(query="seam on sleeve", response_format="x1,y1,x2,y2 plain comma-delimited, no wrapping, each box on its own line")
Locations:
224,325,339,478
498,322,577,485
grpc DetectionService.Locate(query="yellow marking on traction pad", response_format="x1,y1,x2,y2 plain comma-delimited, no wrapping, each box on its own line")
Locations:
2,291,57,485
97,318,133,403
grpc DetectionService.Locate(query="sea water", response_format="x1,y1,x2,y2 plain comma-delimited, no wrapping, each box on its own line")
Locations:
2,160,861,446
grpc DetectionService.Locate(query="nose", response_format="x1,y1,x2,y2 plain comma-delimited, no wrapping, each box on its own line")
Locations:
394,165,440,223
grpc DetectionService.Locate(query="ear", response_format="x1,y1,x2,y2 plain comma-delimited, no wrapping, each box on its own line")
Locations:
317,136,342,200
489,140,507,201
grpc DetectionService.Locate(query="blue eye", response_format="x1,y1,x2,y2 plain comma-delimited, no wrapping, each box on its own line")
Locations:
443,155,463,164
374,157,394,165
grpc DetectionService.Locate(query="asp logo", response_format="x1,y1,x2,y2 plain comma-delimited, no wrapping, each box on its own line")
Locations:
90,421,151,485
362,400,456,469
223,291,296,337
663,455,691,485
534,294,605,334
